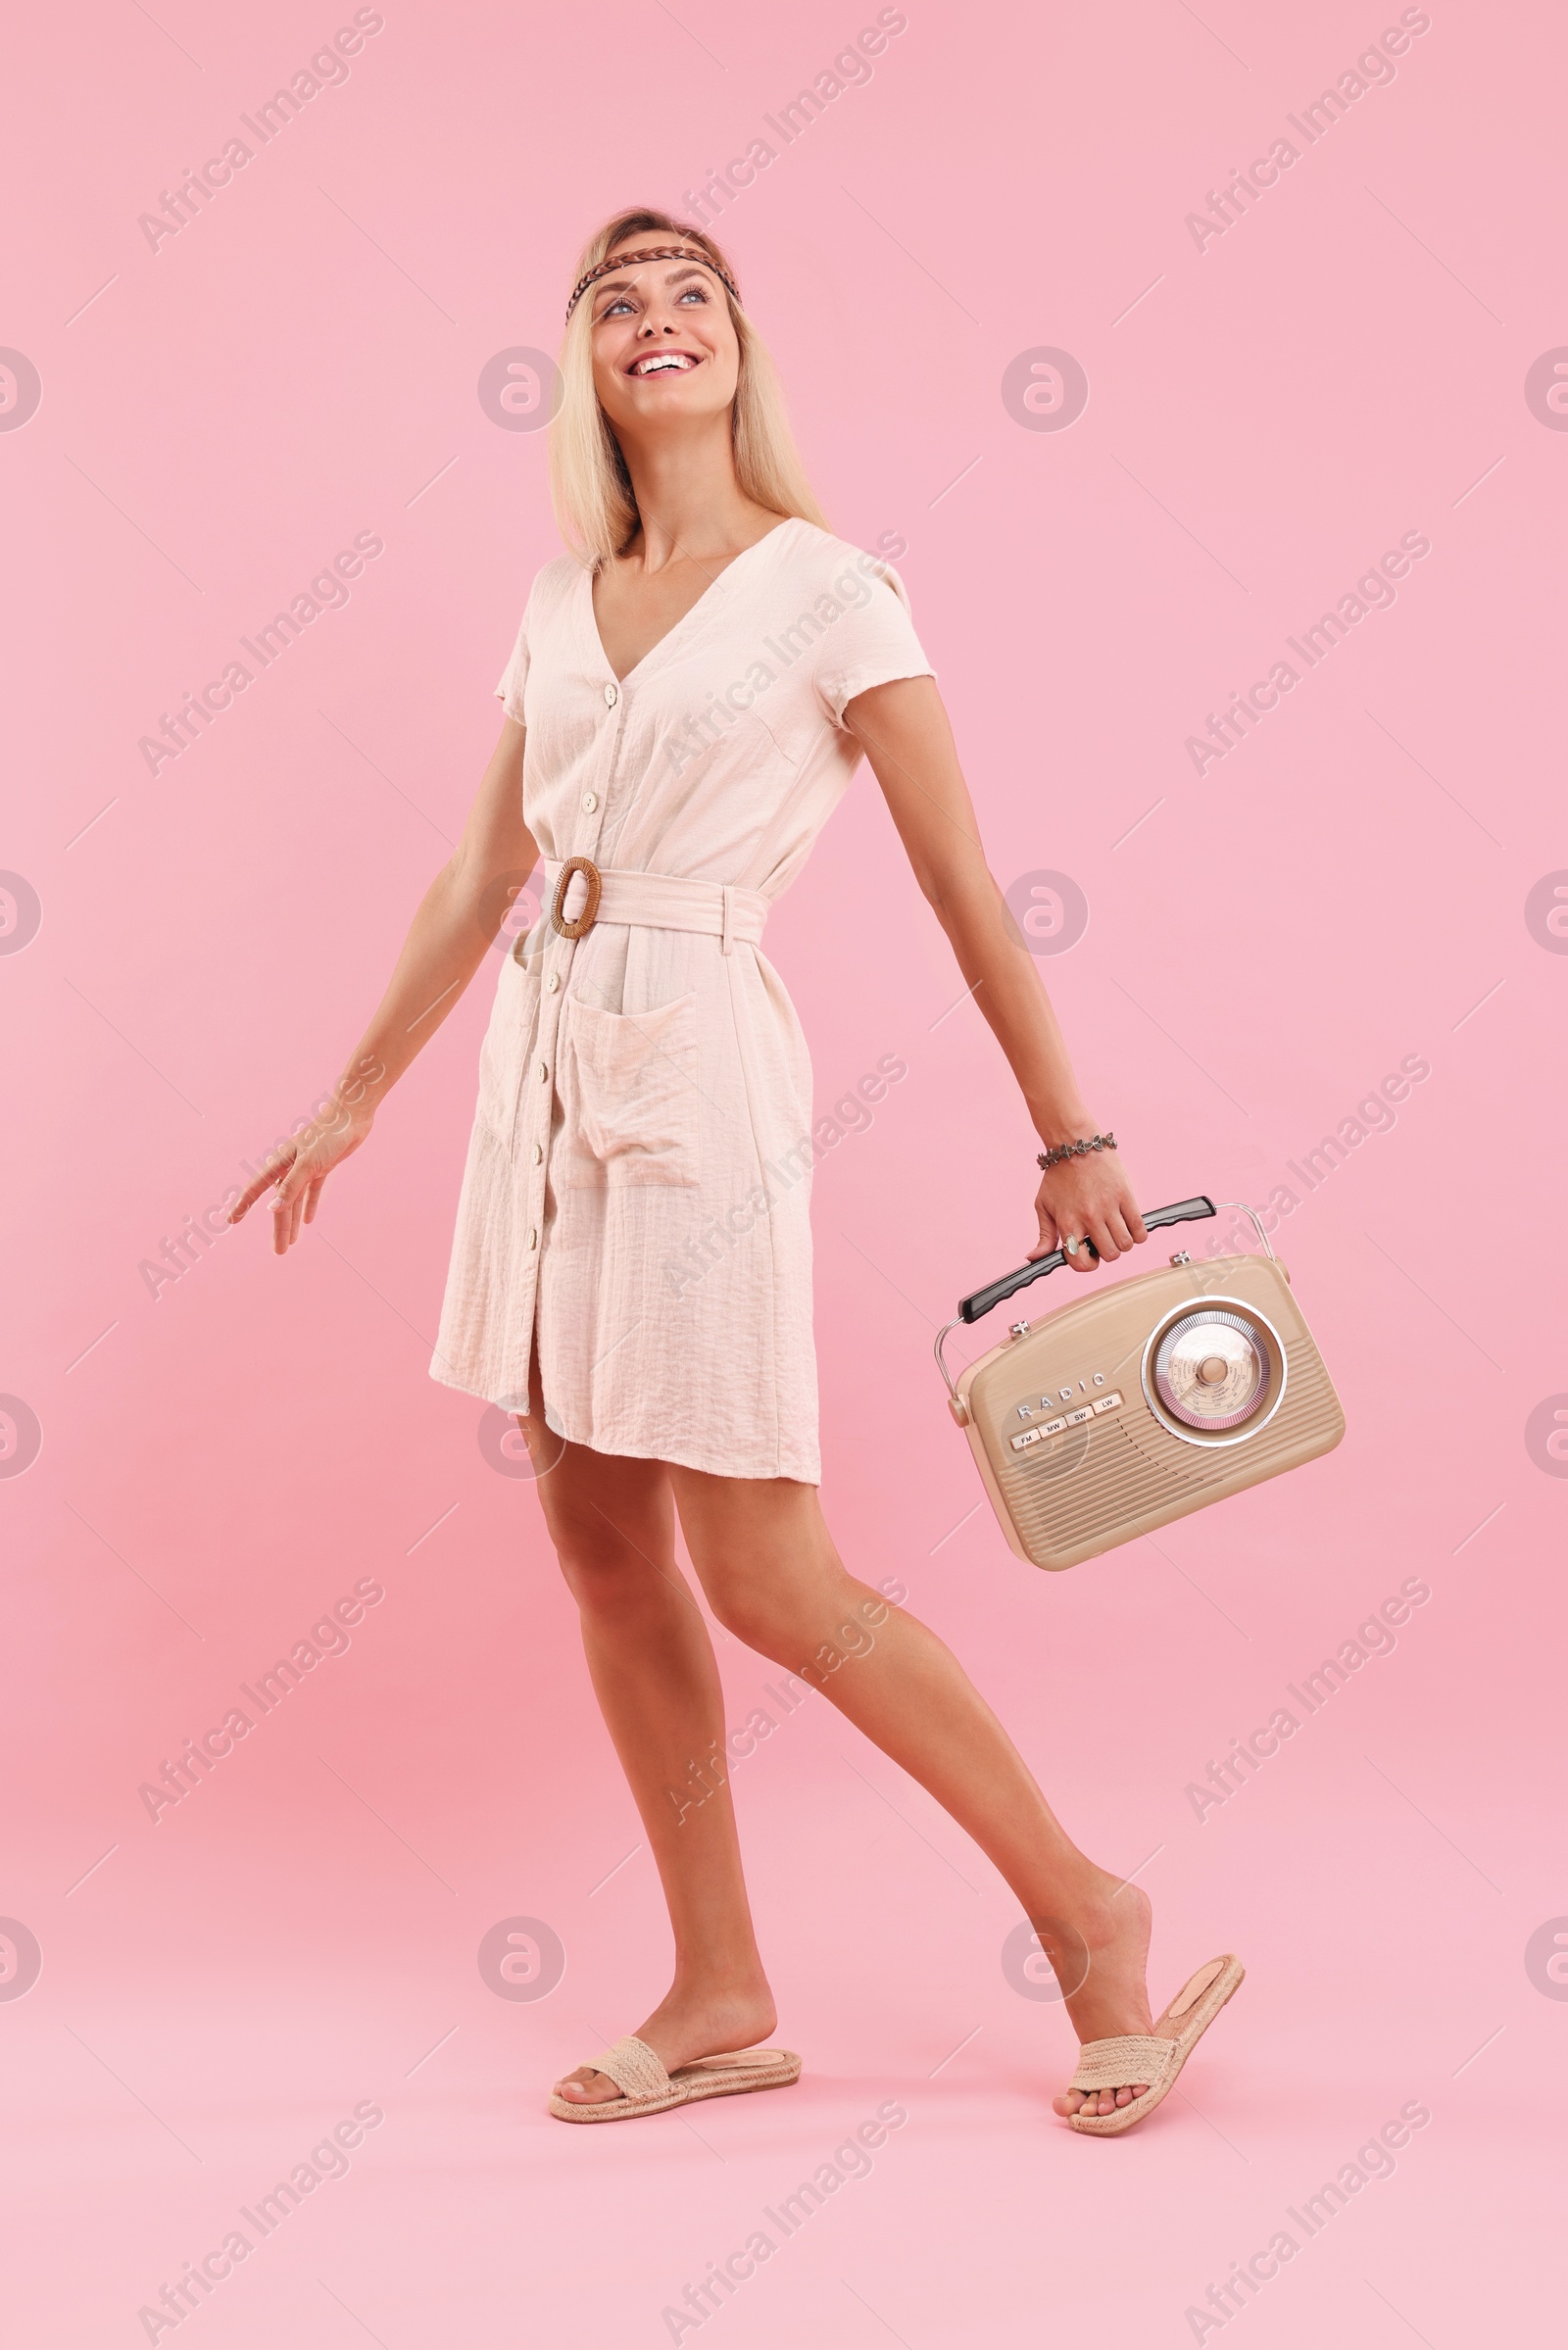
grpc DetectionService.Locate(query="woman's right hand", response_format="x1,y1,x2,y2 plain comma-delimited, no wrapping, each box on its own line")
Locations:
227,1055,383,1255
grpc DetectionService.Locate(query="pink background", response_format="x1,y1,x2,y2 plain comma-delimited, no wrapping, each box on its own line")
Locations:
3,1,1564,2343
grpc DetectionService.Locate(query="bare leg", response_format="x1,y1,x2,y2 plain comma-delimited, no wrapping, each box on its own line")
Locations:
514,1382,778,2109
521,1360,1152,2118
669,1469,1155,2117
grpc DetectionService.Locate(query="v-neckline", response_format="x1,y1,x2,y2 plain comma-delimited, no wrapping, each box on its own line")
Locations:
585,516,800,688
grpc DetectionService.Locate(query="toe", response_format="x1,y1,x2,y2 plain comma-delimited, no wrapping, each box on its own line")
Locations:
1055,2081,1152,2120
556,2066,622,2106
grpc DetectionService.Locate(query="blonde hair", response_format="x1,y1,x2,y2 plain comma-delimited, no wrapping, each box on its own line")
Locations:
548,208,830,567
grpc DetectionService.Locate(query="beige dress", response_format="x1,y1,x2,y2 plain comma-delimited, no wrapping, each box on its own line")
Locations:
430,517,933,1481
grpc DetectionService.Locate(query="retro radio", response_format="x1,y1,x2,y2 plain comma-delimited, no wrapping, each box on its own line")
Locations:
935,1199,1346,1572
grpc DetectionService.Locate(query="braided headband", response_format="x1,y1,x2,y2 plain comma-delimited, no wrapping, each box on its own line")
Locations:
565,244,741,324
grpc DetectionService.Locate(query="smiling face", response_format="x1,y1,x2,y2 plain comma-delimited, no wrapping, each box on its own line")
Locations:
588,247,742,444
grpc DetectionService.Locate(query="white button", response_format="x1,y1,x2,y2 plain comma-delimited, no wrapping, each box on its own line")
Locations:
1065,1405,1094,1427
546,971,560,992
582,791,598,811
1010,1429,1041,1452
528,1227,538,1248
1092,1392,1124,1416
1039,1416,1067,1437
538,1061,549,1083
532,1143,543,1164
604,683,618,708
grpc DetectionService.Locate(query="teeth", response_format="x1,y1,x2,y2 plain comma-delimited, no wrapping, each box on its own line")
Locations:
634,354,694,375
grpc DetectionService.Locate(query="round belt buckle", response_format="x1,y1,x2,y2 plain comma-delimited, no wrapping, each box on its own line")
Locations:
550,855,602,939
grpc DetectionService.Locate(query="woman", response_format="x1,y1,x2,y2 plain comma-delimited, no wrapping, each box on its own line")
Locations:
230,208,1242,2136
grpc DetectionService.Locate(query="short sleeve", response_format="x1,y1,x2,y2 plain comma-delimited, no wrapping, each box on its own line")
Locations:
813,557,935,729
494,601,530,725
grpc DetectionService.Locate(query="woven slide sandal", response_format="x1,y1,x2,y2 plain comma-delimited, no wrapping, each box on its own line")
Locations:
1065,1953,1245,2136
548,2033,802,2125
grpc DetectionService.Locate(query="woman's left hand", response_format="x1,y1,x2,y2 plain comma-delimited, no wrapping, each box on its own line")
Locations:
1028,1151,1148,1275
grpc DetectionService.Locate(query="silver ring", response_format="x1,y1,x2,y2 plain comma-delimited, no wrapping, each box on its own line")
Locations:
1064,1235,1085,1256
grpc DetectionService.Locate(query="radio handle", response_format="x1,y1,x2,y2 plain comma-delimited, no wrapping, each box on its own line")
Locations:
956,1196,1217,1325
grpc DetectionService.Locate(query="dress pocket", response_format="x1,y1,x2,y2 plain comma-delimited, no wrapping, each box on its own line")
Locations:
475,944,541,1153
560,992,701,1188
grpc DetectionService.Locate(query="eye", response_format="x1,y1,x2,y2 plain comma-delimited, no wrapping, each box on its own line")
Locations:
677,284,710,303
598,294,635,318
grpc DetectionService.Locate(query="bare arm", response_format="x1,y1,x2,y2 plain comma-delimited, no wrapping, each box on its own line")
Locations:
842,675,1146,1273
229,715,536,1253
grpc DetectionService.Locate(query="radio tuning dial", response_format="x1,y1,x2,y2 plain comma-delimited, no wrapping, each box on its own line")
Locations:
1152,1308,1272,1432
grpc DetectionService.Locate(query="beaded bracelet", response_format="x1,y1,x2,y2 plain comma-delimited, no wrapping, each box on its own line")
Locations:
1036,1132,1117,1171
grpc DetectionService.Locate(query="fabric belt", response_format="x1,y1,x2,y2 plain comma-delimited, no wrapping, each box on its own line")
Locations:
542,858,769,955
